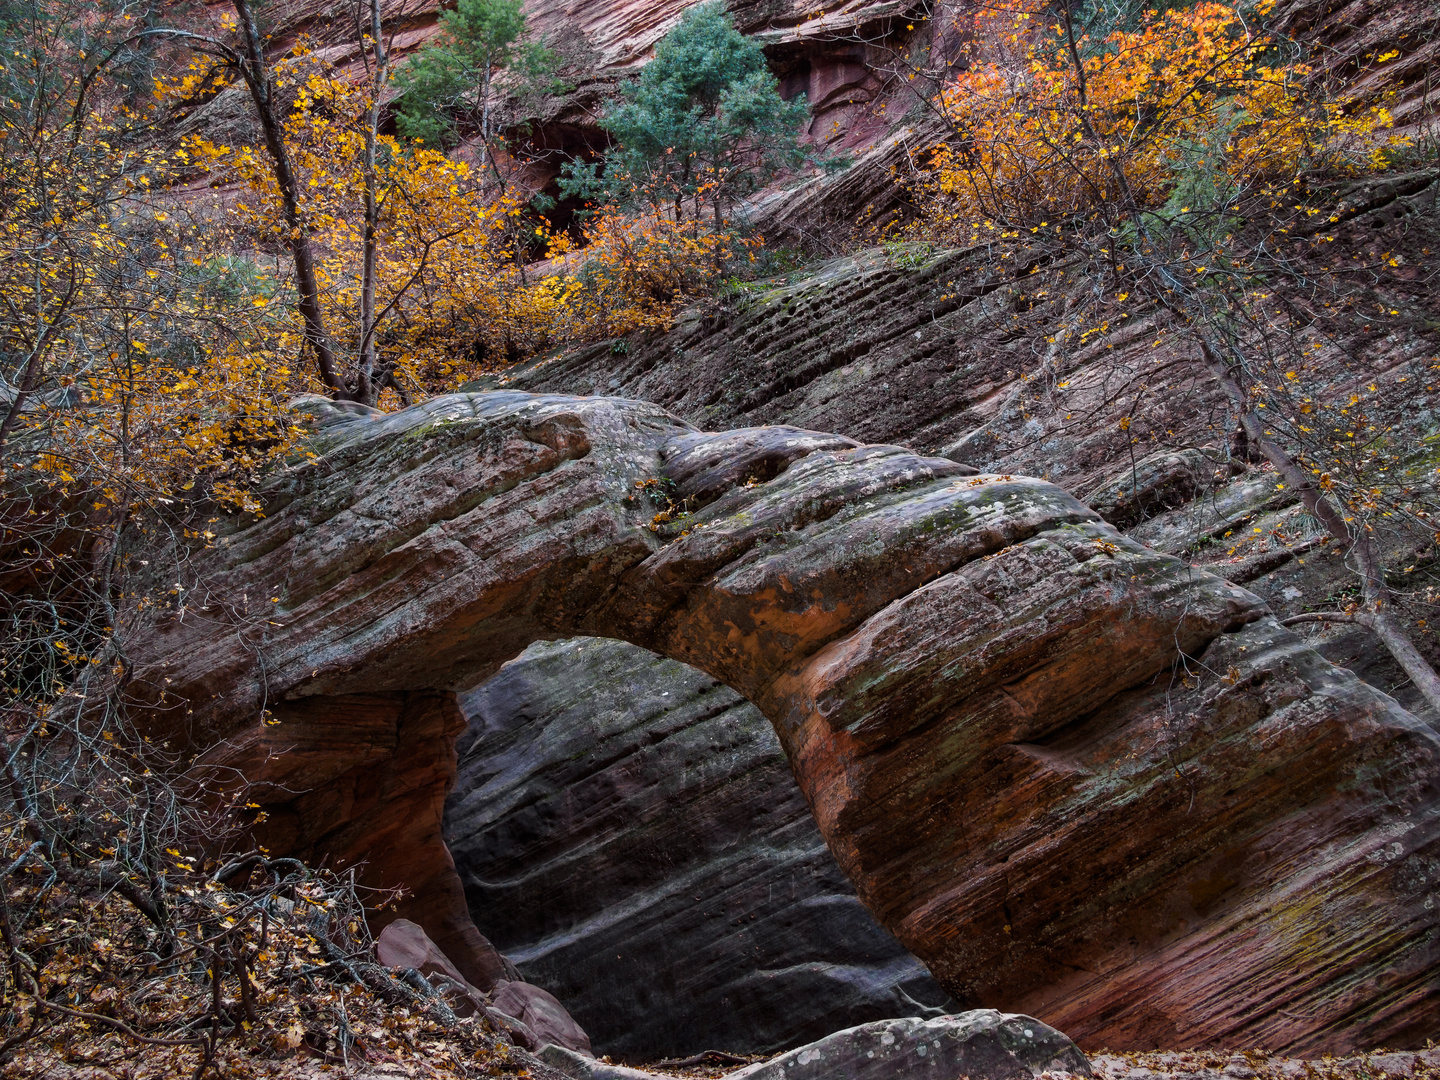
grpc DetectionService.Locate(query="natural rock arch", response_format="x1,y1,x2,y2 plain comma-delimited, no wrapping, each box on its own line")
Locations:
128,392,1440,1053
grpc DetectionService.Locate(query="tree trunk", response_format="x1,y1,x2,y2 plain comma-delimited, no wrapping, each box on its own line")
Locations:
356,0,389,406
0,330,59,457
231,0,346,398
480,63,491,143
479,64,505,188
1200,340,1440,716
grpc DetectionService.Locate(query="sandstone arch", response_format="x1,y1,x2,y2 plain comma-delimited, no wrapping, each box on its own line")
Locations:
129,392,1440,1052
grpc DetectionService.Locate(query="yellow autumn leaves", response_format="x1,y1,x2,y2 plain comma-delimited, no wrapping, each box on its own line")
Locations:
173,49,739,399
0,103,306,510
918,0,1400,230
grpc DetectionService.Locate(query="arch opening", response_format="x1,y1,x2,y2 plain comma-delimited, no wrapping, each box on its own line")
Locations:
445,635,954,1059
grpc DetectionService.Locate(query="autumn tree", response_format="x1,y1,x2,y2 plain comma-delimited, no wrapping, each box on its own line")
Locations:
0,6,541,1072
185,66,543,399
157,0,553,402
0,6,343,1068
0,0,304,487
906,0,1440,710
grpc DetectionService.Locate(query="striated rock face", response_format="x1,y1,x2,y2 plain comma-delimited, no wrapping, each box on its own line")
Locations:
131,391,1440,1053
488,204,1434,503
1267,0,1439,132
488,186,1440,714
445,637,952,1058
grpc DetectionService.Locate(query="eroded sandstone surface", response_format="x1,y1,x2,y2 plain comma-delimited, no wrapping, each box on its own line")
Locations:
125,390,1440,1053
487,176,1440,716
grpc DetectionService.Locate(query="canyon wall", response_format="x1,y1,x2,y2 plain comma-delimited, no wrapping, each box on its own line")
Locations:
137,0,1440,1056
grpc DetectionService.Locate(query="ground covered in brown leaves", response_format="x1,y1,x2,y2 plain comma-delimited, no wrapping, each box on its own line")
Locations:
5,833,1437,1080
1089,1050,1440,1080
0,860,544,1080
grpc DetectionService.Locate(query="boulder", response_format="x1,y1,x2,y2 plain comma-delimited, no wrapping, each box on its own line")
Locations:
537,1011,1092,1080
725,1012,1091,1080
375,919,591,1054
446,637,952,1057
125,392,1440,1052
375,918,484,996
492,981,594,1058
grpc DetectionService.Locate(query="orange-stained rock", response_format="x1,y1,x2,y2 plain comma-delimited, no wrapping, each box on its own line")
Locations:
126,392,1440,1052
200,690,503,988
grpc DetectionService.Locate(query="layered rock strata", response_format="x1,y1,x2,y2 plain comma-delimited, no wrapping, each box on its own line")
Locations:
446,637,952,1057
131,391,1440,1052
489,190,1440,712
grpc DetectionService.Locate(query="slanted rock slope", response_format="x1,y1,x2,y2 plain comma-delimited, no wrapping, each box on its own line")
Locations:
489,172,1440,714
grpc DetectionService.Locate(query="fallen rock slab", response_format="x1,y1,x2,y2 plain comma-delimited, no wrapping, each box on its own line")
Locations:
376,918,481,995
726,1012,1091,1080
376,917,591,1054
492,979,594,1057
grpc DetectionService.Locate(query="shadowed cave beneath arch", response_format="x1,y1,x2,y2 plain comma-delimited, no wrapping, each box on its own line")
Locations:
445,636,955,1058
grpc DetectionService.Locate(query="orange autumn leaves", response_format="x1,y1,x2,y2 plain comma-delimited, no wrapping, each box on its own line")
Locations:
177,52,738,393
546,200,759,340
921,0,1397,231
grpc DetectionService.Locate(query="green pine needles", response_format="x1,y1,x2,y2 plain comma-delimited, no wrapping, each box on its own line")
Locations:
394,0,559,151
562,1,809,225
